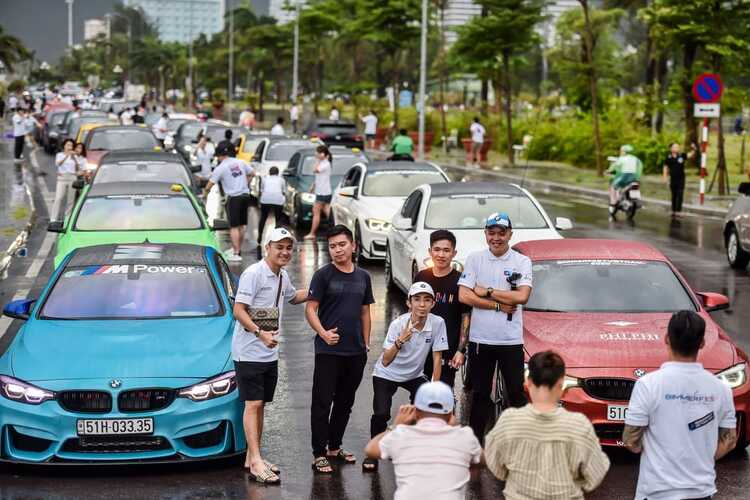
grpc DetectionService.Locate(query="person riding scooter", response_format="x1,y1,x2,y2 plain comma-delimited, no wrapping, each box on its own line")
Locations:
607,145,643,219
389,128,415,161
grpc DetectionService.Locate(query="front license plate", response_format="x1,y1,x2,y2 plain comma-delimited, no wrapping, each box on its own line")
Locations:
607,405,628,421
76,418,154,436
629,190,641,199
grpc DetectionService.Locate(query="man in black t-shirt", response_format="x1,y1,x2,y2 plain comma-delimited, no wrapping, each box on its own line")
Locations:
663,142,696,217
415,230,471,388
306,224,375,474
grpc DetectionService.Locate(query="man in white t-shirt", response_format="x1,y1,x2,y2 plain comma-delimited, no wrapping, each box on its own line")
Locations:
271,117,285,136
360,110,378,150
290,104,300,134
365,381,483,499
232,227,308,484
624,310,738,500
204,144,255,261
458,212,532,442
469,117,486,166
329,106,340,121
153,112,169,146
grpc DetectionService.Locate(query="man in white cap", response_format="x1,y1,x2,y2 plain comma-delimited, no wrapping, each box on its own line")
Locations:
232,227,308,484
365,381,483,499
362,281,449,472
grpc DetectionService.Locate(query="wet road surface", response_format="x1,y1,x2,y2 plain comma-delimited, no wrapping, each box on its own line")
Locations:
0,150,749,499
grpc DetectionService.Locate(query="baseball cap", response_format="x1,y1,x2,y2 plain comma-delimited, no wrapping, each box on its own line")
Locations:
408,281,434,298
215,143,231,156
414,381,454,415
266,227,295,244
485,212,512,229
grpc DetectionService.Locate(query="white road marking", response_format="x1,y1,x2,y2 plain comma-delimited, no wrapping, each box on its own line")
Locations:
25,232,56,279
0,288,30,339
30,148,53,212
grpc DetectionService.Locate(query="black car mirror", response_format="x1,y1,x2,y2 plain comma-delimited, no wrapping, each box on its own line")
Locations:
47,221,65,233
212,219,230,231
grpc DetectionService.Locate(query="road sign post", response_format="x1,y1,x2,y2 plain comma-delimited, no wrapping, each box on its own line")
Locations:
692,73,724,205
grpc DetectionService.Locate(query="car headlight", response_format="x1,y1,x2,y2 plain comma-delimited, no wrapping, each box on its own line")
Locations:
523,364,580,393
183,144,194,153
178,371,237,402
366,218,391,232
85,162,98,171
422,257,464,273
0,375,55,405
301,193,316,203
717,363,747,389
49,131,58,137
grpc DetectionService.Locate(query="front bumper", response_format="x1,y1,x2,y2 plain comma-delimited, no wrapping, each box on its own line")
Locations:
0,381,245,463
360,225,388,260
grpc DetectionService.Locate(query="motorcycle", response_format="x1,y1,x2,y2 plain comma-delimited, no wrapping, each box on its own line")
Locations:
609,178,643,221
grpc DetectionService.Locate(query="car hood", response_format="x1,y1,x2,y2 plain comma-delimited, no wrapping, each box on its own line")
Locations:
361,196,404,221
523,312,736,370
12,317,233,381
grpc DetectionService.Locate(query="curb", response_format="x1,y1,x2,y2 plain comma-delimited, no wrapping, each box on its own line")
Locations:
0,168,36,280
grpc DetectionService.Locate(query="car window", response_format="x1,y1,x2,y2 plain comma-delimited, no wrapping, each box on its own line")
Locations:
254,140,266,158
88,129,158,151
41,264,221,319
94,162,191,186
243,137,265,153
75,195,203,231
362,171,445,197
266,142,312,161
179,122,203,140
401,191,421,219
301,156,360,176
214,254,237,299
424,194,548,230
525,260,697,313
315,124,357,135
167,119,190,133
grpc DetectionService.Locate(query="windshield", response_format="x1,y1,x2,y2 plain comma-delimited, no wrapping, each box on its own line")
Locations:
316,124,357,135
41,265,220,319
302,156,361,176
243,137,265,153
362,171,445,197
51,112,67,126
94,162,191,185
205,127,242,143
75,195,202,231
525,260,697,313
178,122,202,141
425,194,548,230
88,129,158,151
267,142,311,161
168,119,189,132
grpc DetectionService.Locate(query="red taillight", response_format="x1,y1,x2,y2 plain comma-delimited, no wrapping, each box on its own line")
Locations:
311,132,328,139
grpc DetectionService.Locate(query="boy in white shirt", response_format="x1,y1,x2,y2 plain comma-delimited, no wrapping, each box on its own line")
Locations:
469,117,486,166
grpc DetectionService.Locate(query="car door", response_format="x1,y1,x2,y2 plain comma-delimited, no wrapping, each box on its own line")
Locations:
283,153,301,215
392,189,423,286
333,166,360,231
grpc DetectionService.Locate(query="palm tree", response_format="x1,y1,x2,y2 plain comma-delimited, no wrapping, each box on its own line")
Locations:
0,25,30,73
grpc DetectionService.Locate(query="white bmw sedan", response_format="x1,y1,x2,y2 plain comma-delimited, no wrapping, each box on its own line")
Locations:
385,181,573,292
331,160,449,261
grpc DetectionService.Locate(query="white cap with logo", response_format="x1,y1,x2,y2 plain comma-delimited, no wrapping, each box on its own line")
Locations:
266,227,296,244
414,381,454,415
408,281,435,298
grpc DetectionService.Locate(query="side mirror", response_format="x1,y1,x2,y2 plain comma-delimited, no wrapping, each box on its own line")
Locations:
190,164,202,173
338,186,358,199
739,182,750,196
282,169,294,177
72,179,85,190
252,154,261,162
392,215,413,231
698,292,730,312
47,221,65,233
3,299,35,321
555,217,574,231
212,218,230,231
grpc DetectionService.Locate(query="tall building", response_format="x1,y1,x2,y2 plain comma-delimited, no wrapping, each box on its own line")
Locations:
84,19,107,41
123,0,226,43
268,0,303,23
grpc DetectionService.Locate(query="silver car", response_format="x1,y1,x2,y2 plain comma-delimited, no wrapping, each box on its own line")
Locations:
724,182,750,268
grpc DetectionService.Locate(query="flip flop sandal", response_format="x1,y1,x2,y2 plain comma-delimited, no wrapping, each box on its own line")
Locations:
362,458,378,472
264,461,281,475
311,456,334,474
327,449,356,464
246,466,280,485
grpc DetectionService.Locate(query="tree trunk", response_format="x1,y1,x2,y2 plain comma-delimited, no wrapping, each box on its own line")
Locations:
713,56,728,196
392,52,400,132
258,73,265,122
655,53,667,133
643,35,656,130
481,79,489,116
682,43,698,167
502,52,514,165
579,0,604,176
438,3,447,141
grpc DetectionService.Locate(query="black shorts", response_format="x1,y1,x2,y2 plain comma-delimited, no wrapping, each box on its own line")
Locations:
315,194,332,204
234,360,278,402
365,134,376,140
226,194,251,227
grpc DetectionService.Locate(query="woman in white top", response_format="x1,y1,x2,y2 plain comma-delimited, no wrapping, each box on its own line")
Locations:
51,139,81,222
195,135,215,184
257,166,286,244
304,145,332,240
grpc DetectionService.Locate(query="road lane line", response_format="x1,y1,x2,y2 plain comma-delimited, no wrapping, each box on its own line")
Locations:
30,148,53,212
0,288,30,339
24,232,56,279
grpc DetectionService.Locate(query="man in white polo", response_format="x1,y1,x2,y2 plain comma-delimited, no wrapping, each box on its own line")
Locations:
458,212,532,442
232,227,308,484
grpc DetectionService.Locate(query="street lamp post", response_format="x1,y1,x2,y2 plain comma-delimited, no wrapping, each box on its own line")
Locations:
65,0,75,48
292,1,300,103
228,0,234,112
417,0,428,160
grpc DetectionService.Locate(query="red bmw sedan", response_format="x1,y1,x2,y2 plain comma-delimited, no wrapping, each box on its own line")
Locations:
514,239,750,449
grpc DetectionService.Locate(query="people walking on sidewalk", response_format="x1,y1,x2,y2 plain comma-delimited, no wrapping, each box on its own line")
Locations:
306,224,375,474
257,166,286,244
414,230,471,388
484,351,610,499
304,145,332,240
458,212,533,442
232,227,308,484
469,117,486,166
51,139,82,222
12,107,36,162
364,383,482,499
290,103,300,134
663,142,696,218
363,281,449,472
623,310,737,500
271,117,285,136
203,144,255,261
360,110,378,150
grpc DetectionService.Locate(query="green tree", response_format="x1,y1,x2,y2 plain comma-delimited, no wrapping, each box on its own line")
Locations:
0,25,30,73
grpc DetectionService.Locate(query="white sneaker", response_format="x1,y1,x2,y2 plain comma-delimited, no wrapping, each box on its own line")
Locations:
226,253,242,262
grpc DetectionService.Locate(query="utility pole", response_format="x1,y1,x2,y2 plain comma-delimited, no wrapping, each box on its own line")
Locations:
417,0,428,160
65,0,75,48
228,0,234,113
188,0,194,109
291,1,300,103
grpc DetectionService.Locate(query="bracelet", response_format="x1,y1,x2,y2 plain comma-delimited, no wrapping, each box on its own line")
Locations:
494,302,500,312
395,339,403,350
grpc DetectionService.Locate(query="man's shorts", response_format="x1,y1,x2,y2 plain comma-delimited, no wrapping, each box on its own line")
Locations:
234,360,278,402
471,141,483,154
226,194,251,227
365,133,376,140
315,194,332,204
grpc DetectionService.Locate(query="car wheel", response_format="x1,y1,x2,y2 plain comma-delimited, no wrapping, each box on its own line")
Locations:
385,244,396,290
411,262,419,283
290,197,300,228
354,223,365,265
727,226,750,269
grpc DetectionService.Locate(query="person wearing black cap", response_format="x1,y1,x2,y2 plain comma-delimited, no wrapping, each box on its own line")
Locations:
217,129,237,157
203,143,255,261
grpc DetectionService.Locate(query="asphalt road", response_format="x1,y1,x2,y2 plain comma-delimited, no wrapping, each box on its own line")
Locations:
1,146,749,499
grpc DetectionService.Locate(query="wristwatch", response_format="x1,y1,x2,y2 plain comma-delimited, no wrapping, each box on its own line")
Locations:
459,345,467,354
485,287,494,298
395,339,403,350
252,326,261,337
